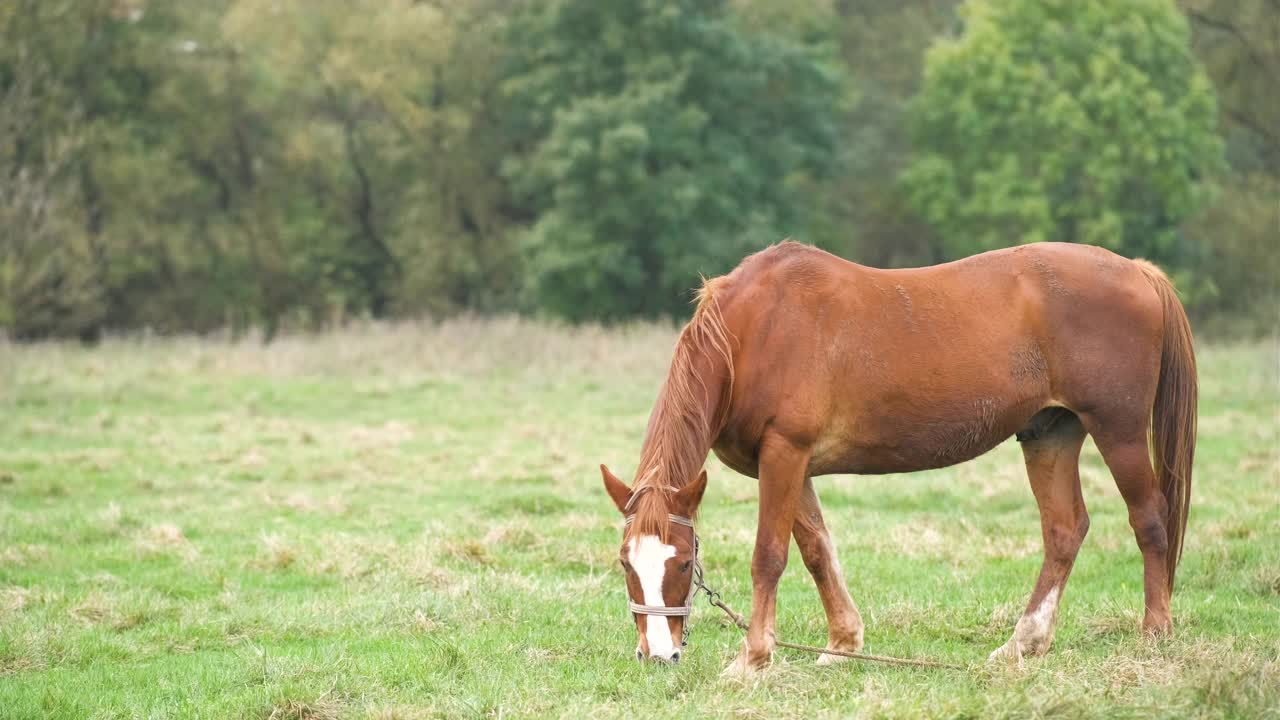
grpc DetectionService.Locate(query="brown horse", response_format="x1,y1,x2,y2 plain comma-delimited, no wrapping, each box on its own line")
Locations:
602,241,1196,672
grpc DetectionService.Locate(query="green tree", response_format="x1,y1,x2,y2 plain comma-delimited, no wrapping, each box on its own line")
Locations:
734,0,960,269
221,0,518,325
0,0,115,339
901,0,1222,273
1179,0,1279,324
502,0,844,320
1181,0,1278,174
386,0,521,317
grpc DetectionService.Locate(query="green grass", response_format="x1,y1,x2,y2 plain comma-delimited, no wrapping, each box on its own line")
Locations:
1,319,1277,719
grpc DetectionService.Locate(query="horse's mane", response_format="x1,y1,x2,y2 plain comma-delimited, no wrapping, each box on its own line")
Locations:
627,276,735,541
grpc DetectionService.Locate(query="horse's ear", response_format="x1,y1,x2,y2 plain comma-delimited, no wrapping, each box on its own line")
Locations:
601,464,631,514
672,469,708,517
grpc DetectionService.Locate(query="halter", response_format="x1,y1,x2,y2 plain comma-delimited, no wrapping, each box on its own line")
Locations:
622,513,703,646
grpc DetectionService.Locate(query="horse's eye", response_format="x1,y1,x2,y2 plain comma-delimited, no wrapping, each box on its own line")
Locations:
680,561,691,573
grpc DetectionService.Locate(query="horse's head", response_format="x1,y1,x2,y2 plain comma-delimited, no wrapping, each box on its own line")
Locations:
601,464,707,663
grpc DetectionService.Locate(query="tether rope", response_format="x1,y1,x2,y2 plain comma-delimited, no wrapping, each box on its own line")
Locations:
694,575,965,671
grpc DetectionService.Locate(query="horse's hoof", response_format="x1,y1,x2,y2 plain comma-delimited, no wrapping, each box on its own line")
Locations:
721,648,771,678
816,651,847,666
816,628,864,666
721,653,756,679
987,640,1023,666
815,641,863,666
1141,615,1173,638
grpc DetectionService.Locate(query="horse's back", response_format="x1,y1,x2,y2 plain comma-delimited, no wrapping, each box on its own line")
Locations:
726,241,1160,357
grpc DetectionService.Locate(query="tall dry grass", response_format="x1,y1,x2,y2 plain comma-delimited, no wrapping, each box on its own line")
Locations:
2,316,686,382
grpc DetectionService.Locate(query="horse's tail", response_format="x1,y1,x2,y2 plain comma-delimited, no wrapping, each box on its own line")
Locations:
1135,260,1197,593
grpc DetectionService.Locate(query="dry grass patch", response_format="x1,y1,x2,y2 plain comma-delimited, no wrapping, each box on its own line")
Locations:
985,600,1023,637
0,587,34,616
136,523,200,560
1100,650,1185,689
1077,463,1115,498
1100,639,1275,694
395,545,452,588
254,533,300,570
347,421,414,448
261,491,349,516
68,590,116,628
1,586,65,616
142,316,677,380
1198,410,1256,436
954,458,1026,498
67,589,168,632
363,704,432,720
0,543,49,566
410,608,440,634
264,696,344,720
446,539,495,566
0,625,58,676
551,511,605,532
98,501,125,536
19,420,59,437
306,534,397,579
1082,602,1141,640
876,519,1039,563
481,521,541,550
1251,567,1280,596
69,448,128,473
1236,451,1279,475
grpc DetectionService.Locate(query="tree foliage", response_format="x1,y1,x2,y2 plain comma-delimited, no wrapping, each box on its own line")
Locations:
0,0,515,337
902,0,1223,273
0,0,1271,337
1179,0,1279,320
501,0,844,320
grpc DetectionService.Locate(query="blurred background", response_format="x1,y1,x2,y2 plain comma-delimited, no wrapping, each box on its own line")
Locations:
0,0,1275,341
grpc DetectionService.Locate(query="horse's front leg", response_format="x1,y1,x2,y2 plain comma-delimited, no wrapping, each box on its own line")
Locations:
724,433,810,677
793,476,864,665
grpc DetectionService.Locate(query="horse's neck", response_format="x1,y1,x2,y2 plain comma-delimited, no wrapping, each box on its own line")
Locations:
634,333,731,491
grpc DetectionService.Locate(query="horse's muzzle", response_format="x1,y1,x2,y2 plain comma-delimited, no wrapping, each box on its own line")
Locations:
647,650,680,664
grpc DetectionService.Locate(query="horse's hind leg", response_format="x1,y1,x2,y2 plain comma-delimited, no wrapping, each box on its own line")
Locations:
991,410,1088,661
792,476,864,665
1088,421,1173,636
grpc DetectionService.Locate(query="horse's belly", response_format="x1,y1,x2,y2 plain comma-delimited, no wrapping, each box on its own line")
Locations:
809,395,1044,476
811,433,1006,475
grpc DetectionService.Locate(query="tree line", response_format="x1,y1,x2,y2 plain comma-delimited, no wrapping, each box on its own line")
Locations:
1,0,1274,339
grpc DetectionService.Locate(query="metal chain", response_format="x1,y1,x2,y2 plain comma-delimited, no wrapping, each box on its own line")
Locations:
691,574,965,671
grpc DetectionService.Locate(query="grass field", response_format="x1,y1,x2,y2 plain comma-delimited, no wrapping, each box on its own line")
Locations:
0,319,1277,719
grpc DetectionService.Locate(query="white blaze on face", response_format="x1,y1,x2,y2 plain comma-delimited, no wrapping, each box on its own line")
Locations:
627,534,678,659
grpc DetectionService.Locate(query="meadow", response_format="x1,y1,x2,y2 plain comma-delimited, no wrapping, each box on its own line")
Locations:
0,319,1276,719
